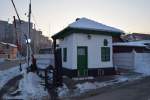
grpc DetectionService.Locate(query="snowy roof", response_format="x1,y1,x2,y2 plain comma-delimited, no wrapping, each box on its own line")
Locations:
52,18,124,39
131,40,150,44
69,18,124,33
113,41,147,47
0,42,17,47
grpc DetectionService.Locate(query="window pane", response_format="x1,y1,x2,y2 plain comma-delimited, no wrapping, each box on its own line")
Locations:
106,47,110,61
101,47,105,61
63,48,67,62
101,47,110,61
78,48,85,55
104,39,108,46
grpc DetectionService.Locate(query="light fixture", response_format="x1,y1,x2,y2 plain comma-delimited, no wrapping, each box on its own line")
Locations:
25,38,31,44
87,34,91,39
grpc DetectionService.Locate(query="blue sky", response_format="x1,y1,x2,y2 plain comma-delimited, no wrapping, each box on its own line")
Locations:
0,0,150,37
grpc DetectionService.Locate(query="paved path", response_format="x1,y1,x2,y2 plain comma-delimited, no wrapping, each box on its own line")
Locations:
80,76,150,100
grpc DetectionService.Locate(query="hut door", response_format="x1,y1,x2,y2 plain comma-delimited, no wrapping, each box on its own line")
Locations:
77,46,88,76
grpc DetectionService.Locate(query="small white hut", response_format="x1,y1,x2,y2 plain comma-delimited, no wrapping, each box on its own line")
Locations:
52,18,124,77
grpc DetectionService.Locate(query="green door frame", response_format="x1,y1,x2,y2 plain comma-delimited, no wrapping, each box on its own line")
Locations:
77,46,88,76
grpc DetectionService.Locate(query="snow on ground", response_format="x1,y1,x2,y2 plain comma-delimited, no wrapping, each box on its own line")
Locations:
73,77,94,80
75,75,144,95
4,72,49,100
0,64,26,90
57,84,69,97
17,72,49,100
0,59,49,100
57,74,145,98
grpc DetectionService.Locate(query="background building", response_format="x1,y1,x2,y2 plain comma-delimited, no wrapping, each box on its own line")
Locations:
0,20,52,56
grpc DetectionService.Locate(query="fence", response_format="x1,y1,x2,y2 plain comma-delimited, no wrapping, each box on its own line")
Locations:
113,52,135,69
0,54,9,59
34,54,54,66
113,51,150,71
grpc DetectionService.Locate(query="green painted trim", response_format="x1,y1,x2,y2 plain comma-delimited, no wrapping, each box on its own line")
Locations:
52,27,124,39
77,46,88,76
101,47,110,62
104,39,108,46
63,48,67,62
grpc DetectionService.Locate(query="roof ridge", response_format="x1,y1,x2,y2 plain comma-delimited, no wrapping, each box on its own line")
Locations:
69,17,124,33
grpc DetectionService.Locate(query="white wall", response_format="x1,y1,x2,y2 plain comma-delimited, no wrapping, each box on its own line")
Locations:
59,34,74,69
134,53,150,75
73,34,113,69
113,52,134,69
113,52,150,74
59,33,113,69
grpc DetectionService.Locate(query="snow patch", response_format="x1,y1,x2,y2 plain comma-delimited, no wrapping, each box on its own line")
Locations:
73,77,94,80
76,82,98,93
0,64,26,90
116,76,129,82
113,42,146,47
75,75,143,94
57,84,69,97
18,72,49,100
57,74,144,98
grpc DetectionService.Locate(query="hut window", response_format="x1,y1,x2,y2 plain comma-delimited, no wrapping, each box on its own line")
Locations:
104,39,108,46
63,48,67,62
101,47,110,61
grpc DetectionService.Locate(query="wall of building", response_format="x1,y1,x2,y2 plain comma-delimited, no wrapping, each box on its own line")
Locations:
113,52,134,69
59,34,74,69
0,21,8,42
113,51,150,74
0,20,52,55
0,43,17,59
59,33,113,70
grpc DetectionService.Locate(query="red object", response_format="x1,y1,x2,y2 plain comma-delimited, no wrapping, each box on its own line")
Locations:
32,54,36,64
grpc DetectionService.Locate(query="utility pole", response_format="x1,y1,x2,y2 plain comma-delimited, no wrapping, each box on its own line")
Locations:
11,0,21,24
13,16,22,71
11,0,22,71
28,0,31,38
26,0,32,67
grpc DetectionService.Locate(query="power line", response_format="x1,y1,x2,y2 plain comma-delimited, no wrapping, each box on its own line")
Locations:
11,0,21,24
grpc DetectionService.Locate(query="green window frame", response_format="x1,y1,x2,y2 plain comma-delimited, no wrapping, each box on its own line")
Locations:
63,48,67,62
104,39,108,46
101,47,110,62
